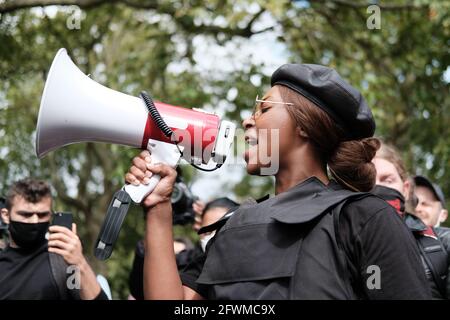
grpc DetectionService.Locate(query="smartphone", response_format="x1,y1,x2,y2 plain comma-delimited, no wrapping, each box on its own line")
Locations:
52,212,73,230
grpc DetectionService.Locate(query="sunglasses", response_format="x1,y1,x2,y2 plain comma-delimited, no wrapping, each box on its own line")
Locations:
252,95,294,119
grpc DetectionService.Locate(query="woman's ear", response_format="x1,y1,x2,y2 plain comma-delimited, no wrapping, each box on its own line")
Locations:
296,127,309,139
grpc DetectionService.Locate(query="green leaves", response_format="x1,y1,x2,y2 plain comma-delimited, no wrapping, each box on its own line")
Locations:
1,0,448,298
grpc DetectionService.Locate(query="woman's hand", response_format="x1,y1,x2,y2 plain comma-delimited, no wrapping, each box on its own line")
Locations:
125,150,177,209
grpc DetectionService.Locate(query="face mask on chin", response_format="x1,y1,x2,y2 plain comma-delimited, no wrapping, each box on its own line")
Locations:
8,220,49,250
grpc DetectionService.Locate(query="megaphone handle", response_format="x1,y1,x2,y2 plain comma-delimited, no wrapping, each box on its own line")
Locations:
124,139,183,203
94,189,131,260
124,175,161,203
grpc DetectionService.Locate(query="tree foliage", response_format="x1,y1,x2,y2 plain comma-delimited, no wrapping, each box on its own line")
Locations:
0,0,448,298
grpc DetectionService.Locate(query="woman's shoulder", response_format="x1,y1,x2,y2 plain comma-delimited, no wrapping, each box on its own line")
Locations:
345,193,392,213
339,193,399,231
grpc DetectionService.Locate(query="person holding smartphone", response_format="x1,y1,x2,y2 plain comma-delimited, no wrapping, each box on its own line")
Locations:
0,179,107,300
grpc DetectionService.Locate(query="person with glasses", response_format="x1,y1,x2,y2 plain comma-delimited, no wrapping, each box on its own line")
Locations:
125,64,431,299
0,179,106,300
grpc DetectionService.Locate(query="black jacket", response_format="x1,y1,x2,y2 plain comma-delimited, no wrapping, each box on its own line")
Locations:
436,227,450,298
183,177,431,299
372,184,448,299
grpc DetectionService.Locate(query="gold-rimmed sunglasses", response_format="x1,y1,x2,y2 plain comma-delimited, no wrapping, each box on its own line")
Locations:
252,95,294,119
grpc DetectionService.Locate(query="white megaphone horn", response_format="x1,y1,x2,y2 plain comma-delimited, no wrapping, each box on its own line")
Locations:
36,48,235,202
36,49,236,259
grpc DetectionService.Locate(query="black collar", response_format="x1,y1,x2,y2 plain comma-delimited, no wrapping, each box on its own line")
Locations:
199,177,359,232
269,177,355,224
404,213,428,232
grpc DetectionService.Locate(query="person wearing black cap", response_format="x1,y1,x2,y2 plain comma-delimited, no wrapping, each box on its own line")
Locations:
414,176,450,298
125,64,431,299
414,176,448,228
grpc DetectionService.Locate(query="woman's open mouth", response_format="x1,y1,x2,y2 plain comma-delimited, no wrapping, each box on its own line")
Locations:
245,136,258,147
244,134,258,163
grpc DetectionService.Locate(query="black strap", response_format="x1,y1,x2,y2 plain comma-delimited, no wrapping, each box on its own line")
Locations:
332,193,372,299
416,235,448,298
288,224,312,299
198,208,236,235
49,252,82,300
49,252,69,299
94,189,131,260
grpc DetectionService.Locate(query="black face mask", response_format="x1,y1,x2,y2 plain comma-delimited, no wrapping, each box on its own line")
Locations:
371,185,405,215
8,220,49,249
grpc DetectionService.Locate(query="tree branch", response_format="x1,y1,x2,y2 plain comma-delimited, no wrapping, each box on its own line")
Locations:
0,0,115,14
0,0,271,38
309,0,429,10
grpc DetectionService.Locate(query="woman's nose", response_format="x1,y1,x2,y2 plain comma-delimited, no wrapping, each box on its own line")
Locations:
242,115,255,129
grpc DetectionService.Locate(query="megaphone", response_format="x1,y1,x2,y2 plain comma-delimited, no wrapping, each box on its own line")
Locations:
36,48,236,259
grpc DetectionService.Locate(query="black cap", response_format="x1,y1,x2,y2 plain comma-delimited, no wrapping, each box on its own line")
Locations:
271,64,376,140
0,196,5,210
414,175,446,208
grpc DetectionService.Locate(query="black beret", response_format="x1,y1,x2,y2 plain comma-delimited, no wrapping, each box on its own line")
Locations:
271,64,376,140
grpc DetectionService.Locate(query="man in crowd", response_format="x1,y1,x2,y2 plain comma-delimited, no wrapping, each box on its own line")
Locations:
414,175,450,299
414,176,448,227
0,178,107,300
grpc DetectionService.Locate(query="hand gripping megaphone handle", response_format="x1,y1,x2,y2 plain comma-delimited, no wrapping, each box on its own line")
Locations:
94,139,183,260
123,139,184,203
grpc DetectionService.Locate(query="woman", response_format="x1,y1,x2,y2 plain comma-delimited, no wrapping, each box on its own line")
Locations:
372,142,449,299
126,64,430,299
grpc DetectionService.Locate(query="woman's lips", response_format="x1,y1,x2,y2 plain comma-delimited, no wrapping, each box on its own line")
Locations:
244,133,258,163
245,135,258,146
244,143,258,163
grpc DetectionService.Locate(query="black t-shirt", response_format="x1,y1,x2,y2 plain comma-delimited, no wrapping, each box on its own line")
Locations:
0,242,108,300
129,240,204,300
180,193,431,299
0,242,61,300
